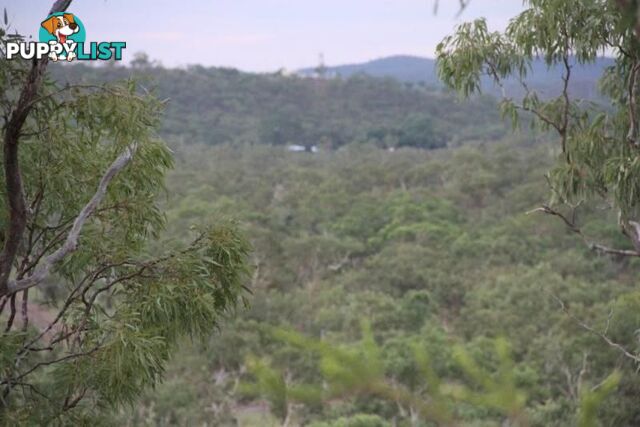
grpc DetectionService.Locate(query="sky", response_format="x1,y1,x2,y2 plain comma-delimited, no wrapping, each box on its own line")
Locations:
2,0,525,72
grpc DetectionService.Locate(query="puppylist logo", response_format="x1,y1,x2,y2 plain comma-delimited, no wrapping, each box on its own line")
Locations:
6,12,126,62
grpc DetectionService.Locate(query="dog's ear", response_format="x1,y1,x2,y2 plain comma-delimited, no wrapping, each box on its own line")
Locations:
40,17,57,34
63,13,75,24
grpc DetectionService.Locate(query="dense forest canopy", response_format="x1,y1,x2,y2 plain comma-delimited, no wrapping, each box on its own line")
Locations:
50,63,506,150
119,139,640,426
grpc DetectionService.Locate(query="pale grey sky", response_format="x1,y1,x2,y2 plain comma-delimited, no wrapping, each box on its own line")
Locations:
2,0,525,71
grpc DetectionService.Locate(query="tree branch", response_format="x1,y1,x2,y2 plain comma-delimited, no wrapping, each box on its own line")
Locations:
5,144,138,295
433,0,470,16
627,62,640,147
2,344,102,391
554,295,640,364
0,0,74,295
526,205,640,257
560,52,572,158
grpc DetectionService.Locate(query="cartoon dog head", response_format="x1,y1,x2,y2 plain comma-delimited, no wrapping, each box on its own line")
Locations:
40,14,79,44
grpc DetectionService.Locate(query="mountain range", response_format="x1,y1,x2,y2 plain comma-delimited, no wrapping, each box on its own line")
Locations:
298,55,615,99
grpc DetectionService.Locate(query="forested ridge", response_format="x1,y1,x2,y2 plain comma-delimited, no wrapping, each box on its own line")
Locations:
297,55,613,100
50,63,506,149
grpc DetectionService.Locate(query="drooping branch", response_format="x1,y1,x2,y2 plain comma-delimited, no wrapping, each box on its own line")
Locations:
527,205,640,257
48,0,74,14
433,0,470,16
1,343,102,392
12,231,204,357
487,57,567,140
554,296,640,364
560,52,572,157
526,206,581,233
626,62,640,147
5,144,138,295
0,0,74,295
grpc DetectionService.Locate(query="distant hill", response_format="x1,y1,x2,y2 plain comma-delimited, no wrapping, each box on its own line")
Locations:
299,56,441,86
298,55,615,99
50,63,507,148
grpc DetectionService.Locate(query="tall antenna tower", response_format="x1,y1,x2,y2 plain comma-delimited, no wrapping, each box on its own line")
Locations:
315,52,327,79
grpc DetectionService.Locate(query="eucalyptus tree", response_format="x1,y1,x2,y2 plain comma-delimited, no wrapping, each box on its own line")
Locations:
0,1,250,423
439,1,640,240
437,0,640,342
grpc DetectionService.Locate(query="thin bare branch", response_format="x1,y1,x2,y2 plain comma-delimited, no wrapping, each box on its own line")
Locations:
588,243,640,257
554,295,640,364
560,53,572,158
7,144,138,295
627,62,640,146
49,0,74,14
526,206,580,233
526,205,640,257
20,289,28,331
2,344,102,391
5,294,16,332
433,0,470,16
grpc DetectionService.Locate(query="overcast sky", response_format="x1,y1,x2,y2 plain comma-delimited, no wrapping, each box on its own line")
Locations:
2,0,525,72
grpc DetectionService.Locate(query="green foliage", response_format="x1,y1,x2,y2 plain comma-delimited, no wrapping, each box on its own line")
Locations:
437,0,640,230
32,15,640,422
0,31,251,423
122,139,638,426
243,325,532,425
242,356,290,420
51,64,506,149
578,371,621,427
309,414,391,427
448,339,526,419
